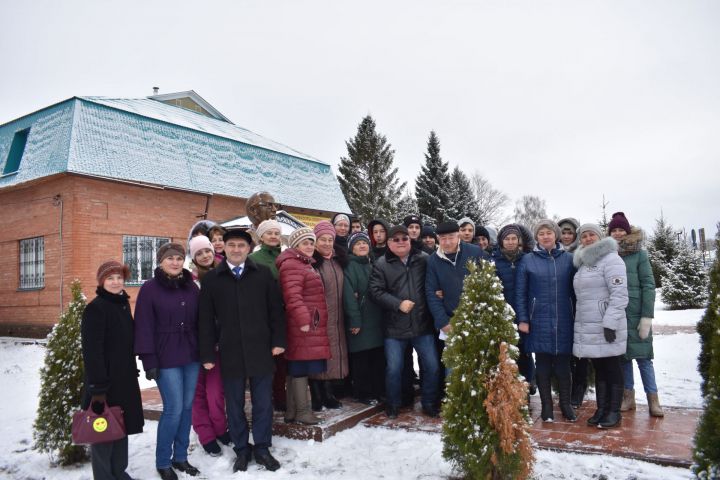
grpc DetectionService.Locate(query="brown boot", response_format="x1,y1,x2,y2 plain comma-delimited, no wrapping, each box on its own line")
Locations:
292,377,321,425
647,392,665,417
284,377,296,423
620,389,636,412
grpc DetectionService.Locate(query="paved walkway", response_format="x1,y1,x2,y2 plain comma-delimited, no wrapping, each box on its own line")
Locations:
142,388,698,467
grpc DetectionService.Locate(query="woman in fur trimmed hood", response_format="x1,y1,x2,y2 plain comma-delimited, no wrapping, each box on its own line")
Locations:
608,212,664,417
573,224,629,429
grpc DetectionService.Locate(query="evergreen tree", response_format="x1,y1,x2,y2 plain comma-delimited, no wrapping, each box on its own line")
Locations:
447,166,479,223
394,188,419,225
648,213,679,287
598,195,610,232
661,240,709,310
337,115,406,225
693,240,720,478
415,131,451,224
442,261,534,479
33,280,88,465
513,195,548,230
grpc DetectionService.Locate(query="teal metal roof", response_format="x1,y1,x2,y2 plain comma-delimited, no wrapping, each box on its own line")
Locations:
0,96,349,213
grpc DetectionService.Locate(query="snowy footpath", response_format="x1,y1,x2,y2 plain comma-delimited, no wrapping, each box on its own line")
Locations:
0,298,703,479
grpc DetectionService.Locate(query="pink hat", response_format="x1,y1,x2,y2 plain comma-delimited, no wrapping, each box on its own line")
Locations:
189,235,214,259
314,220,336,240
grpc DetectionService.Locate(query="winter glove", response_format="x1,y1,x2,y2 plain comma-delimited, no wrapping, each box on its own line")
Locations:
90,394,106,414
145,368,158,381
638,317,652,340
603,328,616,343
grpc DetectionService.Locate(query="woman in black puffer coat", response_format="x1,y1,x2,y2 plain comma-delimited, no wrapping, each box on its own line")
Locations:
81,260,144,480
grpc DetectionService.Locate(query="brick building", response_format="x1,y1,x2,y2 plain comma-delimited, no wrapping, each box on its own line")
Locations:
0,91,350,336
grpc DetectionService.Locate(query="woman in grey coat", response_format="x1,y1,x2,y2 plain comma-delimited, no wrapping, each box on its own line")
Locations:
573,224,629,428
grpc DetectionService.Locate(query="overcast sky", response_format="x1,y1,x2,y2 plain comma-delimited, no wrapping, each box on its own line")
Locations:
2,0,718,237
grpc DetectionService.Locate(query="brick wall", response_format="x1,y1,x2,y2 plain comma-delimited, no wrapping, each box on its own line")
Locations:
0,174,334,337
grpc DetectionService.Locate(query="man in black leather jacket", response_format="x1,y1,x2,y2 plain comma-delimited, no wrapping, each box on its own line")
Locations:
369,225,440,418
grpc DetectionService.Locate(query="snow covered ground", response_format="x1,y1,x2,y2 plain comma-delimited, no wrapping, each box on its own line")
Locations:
0,291,703,479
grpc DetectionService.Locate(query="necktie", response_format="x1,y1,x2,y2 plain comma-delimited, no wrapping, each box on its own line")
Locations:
232,266,242,278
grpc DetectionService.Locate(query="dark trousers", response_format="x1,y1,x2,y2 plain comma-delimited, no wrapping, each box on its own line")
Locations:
271,354,287,407
517,333,536,385
350,346,385,400
572,356,589,386
535,353,571,382
223,374,273,455
591,356,624,389
90,436,131,480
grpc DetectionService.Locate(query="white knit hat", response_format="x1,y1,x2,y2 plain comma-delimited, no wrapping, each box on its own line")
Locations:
256,219,282,240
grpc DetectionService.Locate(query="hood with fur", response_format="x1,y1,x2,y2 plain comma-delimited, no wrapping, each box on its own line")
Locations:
617,226,645,257
573,236,618,268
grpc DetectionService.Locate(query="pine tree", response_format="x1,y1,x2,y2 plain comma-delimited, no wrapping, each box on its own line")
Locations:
693,239,720,478
648,212,679,287
33,280,88,465
661,240,709,310
447,166,479,223
598,195,610,232
394,188,419,225
337,115,406,225
442,261,534,479
415,131,451,224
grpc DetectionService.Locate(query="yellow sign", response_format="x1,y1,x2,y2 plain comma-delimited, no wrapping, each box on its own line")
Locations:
93,417,108,433
290,213,331,228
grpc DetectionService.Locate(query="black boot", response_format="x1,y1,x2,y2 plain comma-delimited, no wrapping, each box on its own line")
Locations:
536,370,554,422
558,374,577,422
309,379,323,412
322,380,342,409
598,384,623,428
587,381,607,426
571,381,587,408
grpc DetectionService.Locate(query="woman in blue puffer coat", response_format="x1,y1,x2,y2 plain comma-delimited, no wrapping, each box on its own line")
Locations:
493,224,536,394
516,219,577,423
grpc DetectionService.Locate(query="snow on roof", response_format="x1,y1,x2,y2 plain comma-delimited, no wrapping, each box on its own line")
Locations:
80,96,326,165
0,97,350,214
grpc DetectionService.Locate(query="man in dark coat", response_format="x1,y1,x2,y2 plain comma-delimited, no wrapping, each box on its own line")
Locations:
199,228,287,473
369,225,439,419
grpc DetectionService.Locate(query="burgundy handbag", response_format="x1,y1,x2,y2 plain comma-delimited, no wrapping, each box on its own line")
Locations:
71,402,126,445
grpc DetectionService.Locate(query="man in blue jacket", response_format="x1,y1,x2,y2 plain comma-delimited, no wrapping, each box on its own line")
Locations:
425,221,489,384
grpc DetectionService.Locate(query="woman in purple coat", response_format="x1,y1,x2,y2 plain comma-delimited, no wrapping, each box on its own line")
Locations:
135,242,201,480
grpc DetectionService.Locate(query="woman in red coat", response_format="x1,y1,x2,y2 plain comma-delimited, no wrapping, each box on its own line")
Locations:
276,227,331,425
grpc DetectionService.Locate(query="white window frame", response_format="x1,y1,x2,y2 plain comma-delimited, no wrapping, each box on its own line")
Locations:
19,236,44,289
123,236,170,285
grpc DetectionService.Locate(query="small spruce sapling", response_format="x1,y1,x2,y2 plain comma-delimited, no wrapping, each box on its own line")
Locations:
442,260,534,479
33,280,88,465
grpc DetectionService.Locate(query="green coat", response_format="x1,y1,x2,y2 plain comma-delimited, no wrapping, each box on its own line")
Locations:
343,255,385,353
619,228,655,360
249,244,281,280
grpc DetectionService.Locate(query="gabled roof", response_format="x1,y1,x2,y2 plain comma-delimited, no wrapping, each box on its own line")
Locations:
148,90,233,123
0,95,349,214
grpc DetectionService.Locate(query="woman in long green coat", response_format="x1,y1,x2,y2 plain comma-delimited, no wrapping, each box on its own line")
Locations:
343,232,385,404
248,219,286,411
608,212,664,417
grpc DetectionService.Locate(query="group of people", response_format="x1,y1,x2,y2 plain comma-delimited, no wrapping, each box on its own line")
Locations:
79,208,663,479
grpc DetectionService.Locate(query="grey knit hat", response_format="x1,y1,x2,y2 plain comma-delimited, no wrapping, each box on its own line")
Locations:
577,223,605,239
533,219,561,240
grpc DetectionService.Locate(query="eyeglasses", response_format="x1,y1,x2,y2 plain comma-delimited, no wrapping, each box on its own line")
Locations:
391,236,410,243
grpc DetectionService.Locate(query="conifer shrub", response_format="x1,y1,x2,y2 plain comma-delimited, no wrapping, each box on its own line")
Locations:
662,240,709,310
693,241,720,479
33,280,88,465
442,260,534,479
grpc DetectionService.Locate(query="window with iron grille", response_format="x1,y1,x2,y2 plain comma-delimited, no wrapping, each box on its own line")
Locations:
19,237,44,289
123,236,171,285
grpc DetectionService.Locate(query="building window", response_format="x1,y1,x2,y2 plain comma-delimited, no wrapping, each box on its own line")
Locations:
19,237,44,289
123,236,170,285
3,128,30,175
